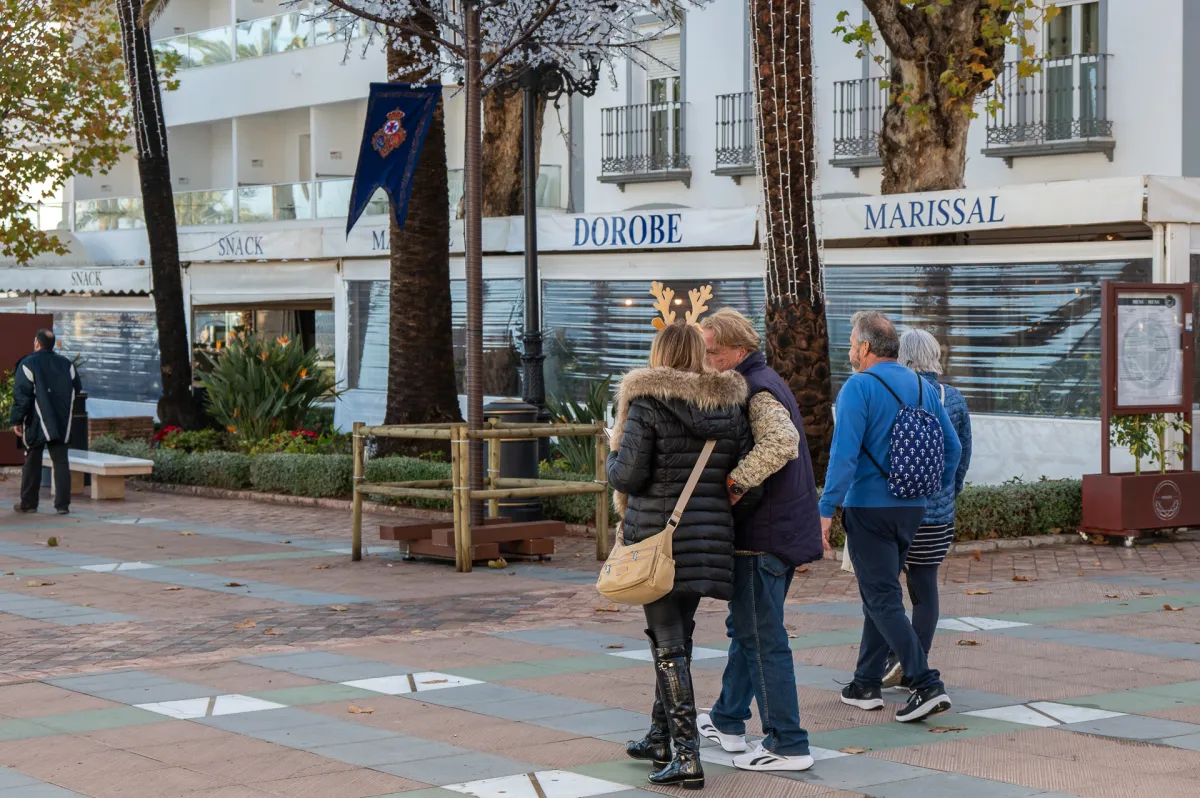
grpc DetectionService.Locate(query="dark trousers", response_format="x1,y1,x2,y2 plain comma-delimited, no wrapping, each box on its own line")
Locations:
21,441,70,512
711,554,810,756
644,594,700,649
906,564,940,655
844,506,943,693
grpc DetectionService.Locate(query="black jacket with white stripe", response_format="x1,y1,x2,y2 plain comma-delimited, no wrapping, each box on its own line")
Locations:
8,349,82,447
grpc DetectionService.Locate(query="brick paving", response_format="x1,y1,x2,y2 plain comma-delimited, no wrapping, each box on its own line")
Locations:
0,482,1199,796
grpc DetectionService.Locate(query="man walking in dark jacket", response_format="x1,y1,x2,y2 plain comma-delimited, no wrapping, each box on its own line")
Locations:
696,309,826,773
10,330,82,515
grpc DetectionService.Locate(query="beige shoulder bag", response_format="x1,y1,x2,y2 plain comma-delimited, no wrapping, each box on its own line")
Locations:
597,440,717,606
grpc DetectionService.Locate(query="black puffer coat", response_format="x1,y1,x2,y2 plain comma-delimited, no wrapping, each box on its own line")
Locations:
606,367,752,601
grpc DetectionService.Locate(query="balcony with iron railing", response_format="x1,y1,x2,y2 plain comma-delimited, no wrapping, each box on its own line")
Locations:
599,101,691,190
151,7,369,71
830,75,887,175
714,92,755,182
984,54,1114,166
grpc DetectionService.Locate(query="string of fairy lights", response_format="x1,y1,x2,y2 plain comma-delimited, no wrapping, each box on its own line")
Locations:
120,0,169,160
750,0,824,306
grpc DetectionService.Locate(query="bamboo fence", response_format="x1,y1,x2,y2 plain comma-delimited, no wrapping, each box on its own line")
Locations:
350,420,609,572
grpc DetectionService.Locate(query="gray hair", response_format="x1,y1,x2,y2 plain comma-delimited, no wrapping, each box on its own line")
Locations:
850,310,899,359
898,329,944,375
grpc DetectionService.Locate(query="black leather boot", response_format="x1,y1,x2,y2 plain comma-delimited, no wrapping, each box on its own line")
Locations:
648,644,705,789
627,631,671,767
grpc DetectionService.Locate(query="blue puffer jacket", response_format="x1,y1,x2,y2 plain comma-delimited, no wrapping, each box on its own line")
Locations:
920,373,972,526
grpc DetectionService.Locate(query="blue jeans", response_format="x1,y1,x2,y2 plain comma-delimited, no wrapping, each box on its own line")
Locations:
844,506,944,693
710,553,810,756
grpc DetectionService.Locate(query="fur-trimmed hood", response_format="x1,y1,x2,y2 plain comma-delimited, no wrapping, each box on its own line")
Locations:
609,367,749,453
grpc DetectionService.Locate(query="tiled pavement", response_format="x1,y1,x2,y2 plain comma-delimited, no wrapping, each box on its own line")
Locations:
0,482,1199,795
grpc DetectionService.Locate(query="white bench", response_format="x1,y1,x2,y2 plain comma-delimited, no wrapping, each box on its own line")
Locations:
43,449,154,500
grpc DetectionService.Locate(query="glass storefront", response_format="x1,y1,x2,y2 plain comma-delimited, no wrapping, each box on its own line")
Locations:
346,279,524,396
542,279,766,399
824,258,1153,418
54,310,162,402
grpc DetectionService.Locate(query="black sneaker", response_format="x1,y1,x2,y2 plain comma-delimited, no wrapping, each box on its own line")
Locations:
840,682,884,710
895,685,952,723
56,508,69,516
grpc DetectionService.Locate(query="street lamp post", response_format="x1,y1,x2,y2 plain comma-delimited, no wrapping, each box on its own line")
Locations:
515,57,600,456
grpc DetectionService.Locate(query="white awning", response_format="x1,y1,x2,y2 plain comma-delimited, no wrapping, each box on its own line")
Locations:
187,260,337,307
0,232,152,294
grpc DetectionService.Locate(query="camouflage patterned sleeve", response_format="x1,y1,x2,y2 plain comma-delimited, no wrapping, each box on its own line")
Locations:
729,392,800,489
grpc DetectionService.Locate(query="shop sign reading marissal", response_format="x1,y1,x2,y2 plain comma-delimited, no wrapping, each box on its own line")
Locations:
864,196,1005,232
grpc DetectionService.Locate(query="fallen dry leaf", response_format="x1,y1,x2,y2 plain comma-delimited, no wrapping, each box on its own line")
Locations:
928,726,968,734
180,531,195,536
1077,568,1085,577
971,550,981,561
279,540,292,544
964,589,992,595
1139,591,1156,596
26,580,54,587
1012,575,1036,582
595,605,621,613
234,619,256,629
225,582,246,588
80,602,92,607
840,747,869,754
421,679,449,685
1119,602,1129,606
797,565,809,573
1105,593,1120,598
348,704,374,714
957,639,980,646
3,572,13,576
487,558,508,569
604,644,625,650
164,586,182,592
312,564,330,570
46,537,58,547
329,605,349,612
952,578,966,584
264,627,282,635
1164,605,1185,612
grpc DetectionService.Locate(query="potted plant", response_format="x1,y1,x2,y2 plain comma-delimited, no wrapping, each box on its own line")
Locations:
1082,412,1199,545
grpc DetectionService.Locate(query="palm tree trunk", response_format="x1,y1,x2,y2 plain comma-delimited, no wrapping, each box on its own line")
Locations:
381,32,461,456
116,0,198,429
482,87,546,217
752,0,833,481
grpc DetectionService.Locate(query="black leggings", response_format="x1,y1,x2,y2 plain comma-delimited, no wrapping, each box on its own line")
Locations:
643,594,701,650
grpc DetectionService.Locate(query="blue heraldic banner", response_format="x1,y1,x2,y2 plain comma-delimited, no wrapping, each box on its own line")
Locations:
346,82,442,236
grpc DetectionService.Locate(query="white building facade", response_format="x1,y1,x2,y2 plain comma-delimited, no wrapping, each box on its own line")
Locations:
4,0,1199,482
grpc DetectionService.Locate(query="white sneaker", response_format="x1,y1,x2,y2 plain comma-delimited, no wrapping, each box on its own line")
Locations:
696,712,747,753
733,743,815,772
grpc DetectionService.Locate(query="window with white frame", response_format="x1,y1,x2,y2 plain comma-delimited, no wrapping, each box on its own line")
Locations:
1045,1,1103,139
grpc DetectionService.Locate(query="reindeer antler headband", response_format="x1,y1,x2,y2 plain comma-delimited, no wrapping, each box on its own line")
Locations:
650,282,714,331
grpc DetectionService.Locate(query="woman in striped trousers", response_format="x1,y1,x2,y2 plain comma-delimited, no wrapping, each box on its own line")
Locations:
883,329,973,690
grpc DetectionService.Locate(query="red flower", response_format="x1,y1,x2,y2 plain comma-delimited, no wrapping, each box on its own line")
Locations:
152,425,182,443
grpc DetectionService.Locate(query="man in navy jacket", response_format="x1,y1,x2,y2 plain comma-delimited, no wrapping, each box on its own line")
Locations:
10,329,82,515
694,309,824,773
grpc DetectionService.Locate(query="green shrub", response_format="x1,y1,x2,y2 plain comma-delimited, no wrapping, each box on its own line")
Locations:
159,428,224,453
546,377,610,474
364,456,453,509
0,370,13,421
303,405,336,435
242,431,350,456
539,461,608,525
198,335,339,444
954,478,1082,540
91,435,153,459
149,450,252,490
251,454,353,498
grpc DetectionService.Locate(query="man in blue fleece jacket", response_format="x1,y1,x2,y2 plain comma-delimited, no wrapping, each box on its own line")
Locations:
819,311,961,723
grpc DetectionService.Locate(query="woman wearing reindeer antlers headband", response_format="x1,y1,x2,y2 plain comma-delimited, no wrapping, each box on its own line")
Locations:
603,284,753,790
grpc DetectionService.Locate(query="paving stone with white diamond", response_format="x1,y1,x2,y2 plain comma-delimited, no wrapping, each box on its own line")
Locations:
2,483,1200,796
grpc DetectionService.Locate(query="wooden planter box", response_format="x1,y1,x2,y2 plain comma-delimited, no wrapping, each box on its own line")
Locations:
0,430,22,467
1082,471,1200,544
